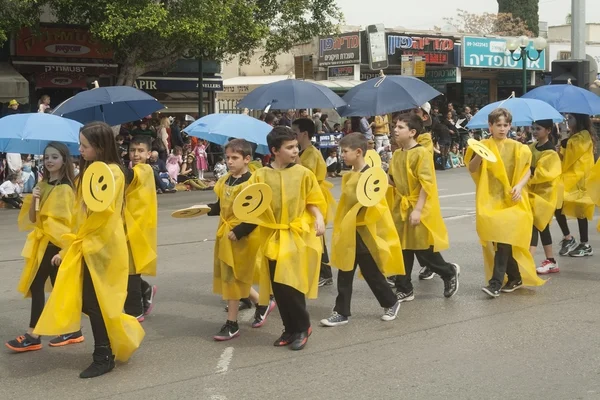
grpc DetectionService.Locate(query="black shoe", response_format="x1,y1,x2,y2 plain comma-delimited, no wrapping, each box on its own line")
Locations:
482,285,500,298
290,331,309,351
443,263,460,298
252,298,276,328
273,331,294,347
558,237,578,256
396,290,415,303
5,333,42,352
501,280,523,293
79,346,115,379
418,267,435,280
318,277,333,287
49,330,84,347
568,243,593,257
142,285,157,316
213,320,240,341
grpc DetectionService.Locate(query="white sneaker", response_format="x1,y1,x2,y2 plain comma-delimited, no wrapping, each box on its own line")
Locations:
537,259,559,275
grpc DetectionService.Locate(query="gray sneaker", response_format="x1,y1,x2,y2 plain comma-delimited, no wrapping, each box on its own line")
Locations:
559,237,578,256
320,312,349,327
381,300,401,321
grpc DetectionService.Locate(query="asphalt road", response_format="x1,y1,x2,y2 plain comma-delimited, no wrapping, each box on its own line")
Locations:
1,168,600,400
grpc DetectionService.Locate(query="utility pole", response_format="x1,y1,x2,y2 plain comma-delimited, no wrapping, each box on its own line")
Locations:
198,58,204,117
571,0,586,59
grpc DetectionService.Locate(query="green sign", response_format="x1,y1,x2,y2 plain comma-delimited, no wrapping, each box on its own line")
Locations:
423,68,460,85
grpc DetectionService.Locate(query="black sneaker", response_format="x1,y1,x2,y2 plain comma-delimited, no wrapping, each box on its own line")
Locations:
396,290,415,303
49,330,84,347
318,277,333,287
381,300,401,321
568,243,593,257
5,333,42,352
213,320,240,341
443,263,460,298
559,237,578,256
79,346,115,379
418,267,436,280
482,285,500,298
142,285,157,316
290,331,309,351
273,331,294,347
252,298,276,328
501,280,523,293
386,277,396,287
320,312,349,327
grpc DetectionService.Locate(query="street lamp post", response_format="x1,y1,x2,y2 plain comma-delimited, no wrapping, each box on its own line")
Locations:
506,36,548,95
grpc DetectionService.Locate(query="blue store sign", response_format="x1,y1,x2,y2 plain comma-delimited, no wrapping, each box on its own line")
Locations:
134,76,223,92
463,36,546,71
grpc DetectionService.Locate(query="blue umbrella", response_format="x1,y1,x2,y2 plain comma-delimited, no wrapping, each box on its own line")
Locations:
522,84,600,115
236,79,346,110
339,75,441,117
52,86,165,125
466,98,564,129
183,113,271,155
0,113,81,154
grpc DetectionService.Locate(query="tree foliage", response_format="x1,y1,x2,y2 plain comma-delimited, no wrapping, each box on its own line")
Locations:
0,0,44,44
498,0,539,36
443,9,534,37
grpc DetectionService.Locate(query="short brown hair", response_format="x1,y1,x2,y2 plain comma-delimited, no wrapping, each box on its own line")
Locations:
225,138,253,158
394,113,423,138
488,108,513,124
339,132,368,154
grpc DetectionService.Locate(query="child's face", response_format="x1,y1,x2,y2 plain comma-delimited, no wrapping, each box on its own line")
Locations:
533,124,550,141
44,147,64,175
393,120,415,148
331,151,337,158
79,133,97,161
225,148,250,175
116,138,124,145
340,146,361,167
367,141,375,150
272,139,298,165
129,143,150,166
488,117,511,140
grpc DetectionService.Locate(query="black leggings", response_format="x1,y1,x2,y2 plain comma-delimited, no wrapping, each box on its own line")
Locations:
82,263,110,347
125,274,151,317
531,225,553,247
2,196,23,208
554,208,588,243
29,244,59,328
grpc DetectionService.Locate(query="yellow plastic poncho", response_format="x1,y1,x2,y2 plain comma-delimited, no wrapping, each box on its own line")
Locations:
17,181,74,297
247,165,326,305
212,173,261,300
417,132,434,155
299,145,336,223
35,164,145,362
248,160,263,172
331,169,405,277
125,164,157,276
528,143,561,231
389,146,449,251
465,138,545,287
560,130,595,220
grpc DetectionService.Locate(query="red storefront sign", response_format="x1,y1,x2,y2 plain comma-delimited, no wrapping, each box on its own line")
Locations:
17,26,113,59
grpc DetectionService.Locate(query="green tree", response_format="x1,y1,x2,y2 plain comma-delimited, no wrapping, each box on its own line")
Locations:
0,0,44,44
498,0,539,36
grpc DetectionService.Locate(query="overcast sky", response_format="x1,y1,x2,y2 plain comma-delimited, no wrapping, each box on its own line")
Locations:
339,0,599,31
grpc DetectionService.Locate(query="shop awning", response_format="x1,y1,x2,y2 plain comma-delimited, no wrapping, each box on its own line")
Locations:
310,79,362,92
223,75,292,87
0,63,29,103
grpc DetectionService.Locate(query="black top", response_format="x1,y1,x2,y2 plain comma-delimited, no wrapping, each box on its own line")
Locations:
48,177,72,186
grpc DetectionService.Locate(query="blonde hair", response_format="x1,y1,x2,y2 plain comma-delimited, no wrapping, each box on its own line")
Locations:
160,117,170,129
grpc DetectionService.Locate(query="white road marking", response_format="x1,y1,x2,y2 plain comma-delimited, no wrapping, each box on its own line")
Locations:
216,347,234,374
438,192,476,199
440,206,477,211
444,212,476,220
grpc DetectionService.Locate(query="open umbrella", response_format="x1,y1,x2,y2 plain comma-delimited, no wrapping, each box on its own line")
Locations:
52,86,165,126
236,79,346,110
522,84,600,115
466,98,563,129
339,75,441,117
183,113,271,155
0,113,81,154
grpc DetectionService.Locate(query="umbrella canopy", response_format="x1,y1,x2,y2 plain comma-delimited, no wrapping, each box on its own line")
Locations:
339,75,441,117
0,113,81,154
183,113,271,155
236,79,346,110
522,84,600,116
52,86,165,126
466,98,564,129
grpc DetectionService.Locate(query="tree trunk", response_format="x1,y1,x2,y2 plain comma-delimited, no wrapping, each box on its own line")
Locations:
114,48,185,86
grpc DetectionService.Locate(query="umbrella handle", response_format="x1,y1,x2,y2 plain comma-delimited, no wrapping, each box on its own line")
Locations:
35,198,40,211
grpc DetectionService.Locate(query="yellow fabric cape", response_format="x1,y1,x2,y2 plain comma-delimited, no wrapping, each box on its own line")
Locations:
299,145,336,224
212,173,261,300
244,165,326,305
465,138,545,287
527,143,561,231
17,182,74,297
389,146,449,251
248,160,263,173
125,164,157,276
34,164,145,362
560,130,595,220
331,169,405,277
417,132,434,155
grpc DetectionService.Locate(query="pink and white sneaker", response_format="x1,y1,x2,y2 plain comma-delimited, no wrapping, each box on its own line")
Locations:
537,259,559,275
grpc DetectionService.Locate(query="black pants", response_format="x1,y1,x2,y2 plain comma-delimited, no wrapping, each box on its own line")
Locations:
124,274,151,317
320,241,333,279
2,196,23,208
327,162,341,174
555,208,588,242
489,243,521,290
82,263,110,347
268,260,310,334
531,224,552,247
334,237,397,317
395,247,454,293
29,244,59,328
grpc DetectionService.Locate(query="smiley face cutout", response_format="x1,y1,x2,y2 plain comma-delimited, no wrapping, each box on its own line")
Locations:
356,167,389,207
233,183,272,221
171,204,211,218
364,149,382,168
82,162,116,212
467,138,497,163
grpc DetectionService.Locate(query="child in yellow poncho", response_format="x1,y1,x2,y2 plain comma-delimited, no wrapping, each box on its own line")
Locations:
5,142,82,353
35,122,144,379
320,133,403,327
389,114,460,302
554,113,596,258
466,109,545,298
